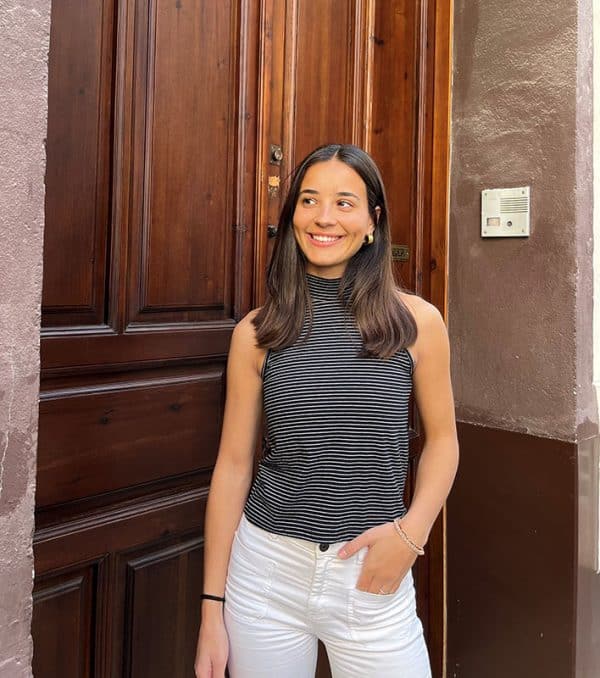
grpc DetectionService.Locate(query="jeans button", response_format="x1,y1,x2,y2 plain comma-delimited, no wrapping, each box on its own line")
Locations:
319,543,329,552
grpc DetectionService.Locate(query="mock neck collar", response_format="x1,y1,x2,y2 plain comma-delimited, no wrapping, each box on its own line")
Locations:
305,272,343,300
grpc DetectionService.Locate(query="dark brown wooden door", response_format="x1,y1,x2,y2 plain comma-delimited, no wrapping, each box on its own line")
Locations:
34,1,260,675
33,1,450,676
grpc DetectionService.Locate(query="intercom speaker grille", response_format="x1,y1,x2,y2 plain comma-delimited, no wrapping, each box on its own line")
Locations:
500,196,529,213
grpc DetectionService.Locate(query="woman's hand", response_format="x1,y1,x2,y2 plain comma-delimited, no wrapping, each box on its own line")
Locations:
194,613,229,678
337,522,418,594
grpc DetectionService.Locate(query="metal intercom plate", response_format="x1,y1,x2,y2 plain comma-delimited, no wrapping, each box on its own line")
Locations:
481,186,530,237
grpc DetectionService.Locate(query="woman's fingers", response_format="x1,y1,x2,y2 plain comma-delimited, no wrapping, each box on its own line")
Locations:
355,571,374,592
194,621,229,678
213,659,227,677
338,533,370,559
356,565,406,594
375,578,403,595
196,659,227,678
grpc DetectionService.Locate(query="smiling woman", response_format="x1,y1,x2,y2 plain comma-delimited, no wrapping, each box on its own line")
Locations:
254,144,417,360
293,159,378,278
195,144,459,678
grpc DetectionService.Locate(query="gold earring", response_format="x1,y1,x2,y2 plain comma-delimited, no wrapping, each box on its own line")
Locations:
364,233,374,245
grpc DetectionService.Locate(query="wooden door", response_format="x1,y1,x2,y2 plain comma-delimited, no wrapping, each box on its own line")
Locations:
33,1,261,676
32,1,451,676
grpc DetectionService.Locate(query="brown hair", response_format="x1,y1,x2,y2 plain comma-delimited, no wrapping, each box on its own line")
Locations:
253,143,417,359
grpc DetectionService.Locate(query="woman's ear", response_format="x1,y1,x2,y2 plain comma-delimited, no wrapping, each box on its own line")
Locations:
374,206,381,225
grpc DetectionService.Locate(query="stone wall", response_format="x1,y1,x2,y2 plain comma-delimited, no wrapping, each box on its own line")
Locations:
0,2,50,676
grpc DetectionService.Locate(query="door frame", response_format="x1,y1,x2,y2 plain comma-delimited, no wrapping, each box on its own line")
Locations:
412,2,454,676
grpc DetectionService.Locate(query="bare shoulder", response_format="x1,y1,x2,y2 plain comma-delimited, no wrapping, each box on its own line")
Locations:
230,307,265,376
399,291,443,325
234,306,260,331
397,291,447,367
231,307,261,347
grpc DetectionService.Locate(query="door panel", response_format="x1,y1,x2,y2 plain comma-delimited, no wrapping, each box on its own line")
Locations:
119,536,203,677
291,0,356,161
32,563,99,678
34,1,450,676
128,0,238,322
42,0,114,327
36,369,223,508
370,0,420,291
34,489,206,677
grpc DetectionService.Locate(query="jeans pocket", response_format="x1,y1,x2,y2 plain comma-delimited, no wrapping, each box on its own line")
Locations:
225,530,277,623
347,565,415,639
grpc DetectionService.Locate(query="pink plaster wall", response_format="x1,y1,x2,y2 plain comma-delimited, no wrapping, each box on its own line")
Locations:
450,1,598,675
0,1,49,676
449,0,594,443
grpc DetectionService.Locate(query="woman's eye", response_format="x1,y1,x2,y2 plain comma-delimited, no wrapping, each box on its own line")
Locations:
301,197,316,205
338,200,353,208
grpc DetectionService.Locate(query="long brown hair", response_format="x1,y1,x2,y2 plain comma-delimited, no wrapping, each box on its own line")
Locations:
253,144,417,359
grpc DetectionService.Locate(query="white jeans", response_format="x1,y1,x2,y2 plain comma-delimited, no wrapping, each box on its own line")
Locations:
224,514,431,678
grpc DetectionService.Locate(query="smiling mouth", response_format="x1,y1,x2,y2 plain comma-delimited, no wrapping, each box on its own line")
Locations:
308,233,344,245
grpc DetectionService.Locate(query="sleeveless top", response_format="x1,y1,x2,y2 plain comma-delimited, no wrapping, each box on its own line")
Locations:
243,272,414,543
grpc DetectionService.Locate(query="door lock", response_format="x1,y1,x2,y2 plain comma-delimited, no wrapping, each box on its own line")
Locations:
270,144,283,165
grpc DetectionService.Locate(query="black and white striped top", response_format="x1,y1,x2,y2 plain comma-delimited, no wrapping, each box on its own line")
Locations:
244,272,414,543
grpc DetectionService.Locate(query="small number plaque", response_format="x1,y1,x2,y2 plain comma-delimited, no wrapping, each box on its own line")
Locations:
391,244,409,262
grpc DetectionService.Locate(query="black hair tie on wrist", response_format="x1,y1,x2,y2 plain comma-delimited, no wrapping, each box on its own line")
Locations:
201,593,225,603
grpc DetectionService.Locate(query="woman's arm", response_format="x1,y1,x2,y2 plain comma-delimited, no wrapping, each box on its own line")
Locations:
400,298,459,547
200,309,265,624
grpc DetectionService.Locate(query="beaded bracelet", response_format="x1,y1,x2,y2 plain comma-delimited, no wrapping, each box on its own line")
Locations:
393,518,425,556
201,593,225,603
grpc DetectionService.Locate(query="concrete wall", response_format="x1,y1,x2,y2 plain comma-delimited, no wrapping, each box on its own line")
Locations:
450,0,580,442
0,1,49,676
448,0,598,675
578,1,600,674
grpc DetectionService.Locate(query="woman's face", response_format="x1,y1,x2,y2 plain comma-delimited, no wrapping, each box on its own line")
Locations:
292,159,378,279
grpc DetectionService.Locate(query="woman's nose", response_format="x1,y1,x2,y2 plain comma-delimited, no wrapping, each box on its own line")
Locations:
314,204,336,226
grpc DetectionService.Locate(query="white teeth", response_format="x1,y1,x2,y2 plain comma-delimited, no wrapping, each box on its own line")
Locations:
311,234,340,242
